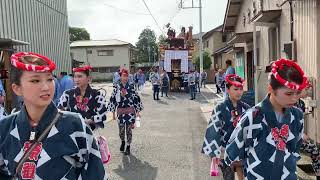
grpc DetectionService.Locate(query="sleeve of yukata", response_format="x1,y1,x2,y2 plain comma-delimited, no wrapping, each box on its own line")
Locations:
57,91,70,111
0,153,11,179
132,88,143,112
107,88,118,112
77,120,107,180
92,89,108,127
224,108,261,165
202,105,225,158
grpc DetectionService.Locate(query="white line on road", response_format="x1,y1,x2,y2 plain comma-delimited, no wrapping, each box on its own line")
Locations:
205,85,223,99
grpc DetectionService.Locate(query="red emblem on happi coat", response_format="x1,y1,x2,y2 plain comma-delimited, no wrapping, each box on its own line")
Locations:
21,162,36,179
76,96,89,111
271,124,289,151
21,142,43,179
231,110,241,127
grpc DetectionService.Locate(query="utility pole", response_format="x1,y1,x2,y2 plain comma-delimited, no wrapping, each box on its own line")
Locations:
180,0,203,75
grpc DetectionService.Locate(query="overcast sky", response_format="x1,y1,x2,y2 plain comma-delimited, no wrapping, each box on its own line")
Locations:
67,0,227,44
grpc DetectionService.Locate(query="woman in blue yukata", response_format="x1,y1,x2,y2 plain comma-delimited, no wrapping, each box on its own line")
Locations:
58,65,108,130
107,69,143,156
0,52,107,179
225,58,308,180
202,74,250,180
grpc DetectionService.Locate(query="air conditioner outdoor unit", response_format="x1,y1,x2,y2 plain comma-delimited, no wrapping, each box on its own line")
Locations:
283,41,296,60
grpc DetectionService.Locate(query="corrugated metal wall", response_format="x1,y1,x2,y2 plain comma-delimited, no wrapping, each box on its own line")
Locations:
293,0,319,141
0,0,71,73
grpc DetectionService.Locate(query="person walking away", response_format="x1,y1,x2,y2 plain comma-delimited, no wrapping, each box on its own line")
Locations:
188,70,196,100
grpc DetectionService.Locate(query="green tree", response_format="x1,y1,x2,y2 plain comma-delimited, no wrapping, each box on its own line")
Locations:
194,51,212,70
69,27,90,43
158,34,167,47
136,28,158,62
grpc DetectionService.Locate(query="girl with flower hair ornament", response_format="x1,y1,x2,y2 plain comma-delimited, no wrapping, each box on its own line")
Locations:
107,69,143,155
225,58,308,179
0,52,107,179
202,74,250,180
58,65,108,130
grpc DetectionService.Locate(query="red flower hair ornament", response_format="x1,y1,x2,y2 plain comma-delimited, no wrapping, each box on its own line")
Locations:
225,74,245,87
73,65,92,72
120,69,129,76
10,52,56,72
271,58,308,91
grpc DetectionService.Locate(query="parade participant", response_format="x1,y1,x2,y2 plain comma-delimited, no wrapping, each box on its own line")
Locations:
0,81,6,120
182,72,189,93
58,65,108,130
160,70,169,97
225,58,307,180
53,75,61,105
188,70,196,100
113,69,121,86
59,71,74,96
215,69,223,94
202,74,250,180
201,70,207,88
195,70,200,92
0,52,106,179
107,69,143,155
150,68,161,100
137,69,146,91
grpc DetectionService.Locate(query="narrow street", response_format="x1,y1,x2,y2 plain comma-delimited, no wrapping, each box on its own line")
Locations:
96,83,222,180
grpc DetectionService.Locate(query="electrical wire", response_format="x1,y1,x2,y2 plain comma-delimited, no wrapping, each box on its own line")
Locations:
103,3,150,16
141,0,165,35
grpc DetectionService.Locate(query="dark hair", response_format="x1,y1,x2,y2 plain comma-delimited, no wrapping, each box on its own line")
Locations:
10,55,51,85
60,72,67,76
226,76,243,89
226,60,232,66
74,70,90,77
269,65,303,90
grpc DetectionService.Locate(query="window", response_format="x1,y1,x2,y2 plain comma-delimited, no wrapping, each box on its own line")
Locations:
92,66,119,73
87,50,92,54
206,41,209,48
97,50,114,56
222,35,227,42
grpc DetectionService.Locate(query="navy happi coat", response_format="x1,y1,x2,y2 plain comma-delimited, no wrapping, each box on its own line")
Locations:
0,103,107,180
107,82,143,124
202,97,250,158
225,95,304,180
58,85,107,130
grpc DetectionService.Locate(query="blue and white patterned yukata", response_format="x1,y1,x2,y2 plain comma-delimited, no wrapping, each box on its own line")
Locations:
225,95,304,180
58,85,108,130
0,102,107,180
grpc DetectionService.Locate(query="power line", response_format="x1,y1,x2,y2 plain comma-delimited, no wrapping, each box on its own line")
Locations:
141,0,165,35
103,3,150,16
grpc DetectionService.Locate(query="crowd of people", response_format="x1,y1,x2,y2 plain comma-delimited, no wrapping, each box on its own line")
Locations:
0,51,319,179
0,52,144,179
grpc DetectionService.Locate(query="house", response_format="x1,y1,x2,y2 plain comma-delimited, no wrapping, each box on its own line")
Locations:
202,25,234,71
223,0,320,143
70,39,136,81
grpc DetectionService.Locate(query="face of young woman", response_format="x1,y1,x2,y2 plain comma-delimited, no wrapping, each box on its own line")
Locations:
74,72,89,88
121,74,128,83
13,71,55,108
227,85,244,102
271,87,301,108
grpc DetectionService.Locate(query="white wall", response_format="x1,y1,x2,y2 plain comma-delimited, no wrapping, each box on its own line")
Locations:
71,45,130,68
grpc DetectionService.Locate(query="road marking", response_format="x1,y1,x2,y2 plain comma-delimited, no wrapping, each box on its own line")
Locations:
205,85,223,99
